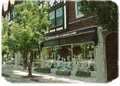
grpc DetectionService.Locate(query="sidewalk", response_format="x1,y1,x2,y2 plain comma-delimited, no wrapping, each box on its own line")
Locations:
2,65,96,83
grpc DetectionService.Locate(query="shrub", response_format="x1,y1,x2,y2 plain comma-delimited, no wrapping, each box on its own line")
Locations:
34,68,51,73
75,71,90,77
2,73,10,77
56,70,71,76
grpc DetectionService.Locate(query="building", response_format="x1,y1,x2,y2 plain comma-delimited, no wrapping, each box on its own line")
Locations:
2,0,39,68
2,0,118,83
2,0,23,66
39,0,118,83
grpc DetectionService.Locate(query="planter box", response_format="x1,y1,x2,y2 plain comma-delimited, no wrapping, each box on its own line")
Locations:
56,70,71,76
34,68,51,73
75,71,90,77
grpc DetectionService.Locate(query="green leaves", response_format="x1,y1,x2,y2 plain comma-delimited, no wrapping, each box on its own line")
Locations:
2,18,8,36
10,1,50,51
2,1,50,54
81,1,118,31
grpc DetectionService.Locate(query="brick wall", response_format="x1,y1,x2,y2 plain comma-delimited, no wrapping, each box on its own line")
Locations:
67,1,76,22
67,1,97,31
46,1,97,36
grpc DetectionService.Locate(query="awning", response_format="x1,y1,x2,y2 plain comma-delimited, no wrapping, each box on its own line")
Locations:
43,26,98,47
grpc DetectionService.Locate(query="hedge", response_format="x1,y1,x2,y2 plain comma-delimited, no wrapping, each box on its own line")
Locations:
75,71,90,77
2,73,10,77
34,68,51,73
56,70,71,76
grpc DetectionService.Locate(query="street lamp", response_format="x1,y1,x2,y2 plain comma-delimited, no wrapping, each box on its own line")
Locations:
10,0,15,5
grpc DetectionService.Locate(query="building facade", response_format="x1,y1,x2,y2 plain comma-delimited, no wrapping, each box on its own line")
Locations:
39,0,118,83
2,0,23,67
2,0,118,83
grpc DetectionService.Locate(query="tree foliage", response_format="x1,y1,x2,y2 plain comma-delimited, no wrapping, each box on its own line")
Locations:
81,0,118,31
10,1,50,51
2,1,50,76
2,18,9,54
2,18,8,36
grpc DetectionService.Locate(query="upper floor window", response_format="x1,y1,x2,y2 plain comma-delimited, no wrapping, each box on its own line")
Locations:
10,11,14,21
50,7,63,28
75,1,84,18
7,10,14,21
56,7,63,26
50,11,55,27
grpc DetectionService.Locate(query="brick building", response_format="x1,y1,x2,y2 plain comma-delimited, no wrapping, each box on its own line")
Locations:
2,0,118,83
39,0,118,83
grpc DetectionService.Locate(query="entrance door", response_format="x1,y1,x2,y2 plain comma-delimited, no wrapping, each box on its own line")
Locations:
105,32,118,82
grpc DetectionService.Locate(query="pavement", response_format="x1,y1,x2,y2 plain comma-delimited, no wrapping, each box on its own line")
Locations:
2,64,96,83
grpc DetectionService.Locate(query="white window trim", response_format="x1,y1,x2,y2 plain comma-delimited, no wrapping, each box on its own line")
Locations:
50,29,55,32
75,1,84,19
64,5,67,29
56,27,63,31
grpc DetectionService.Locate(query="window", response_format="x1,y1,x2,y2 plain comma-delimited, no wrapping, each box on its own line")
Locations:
7,13,10,21
50,7,63,28
10,10,14,21
10,11,13,21
75,1,84,18
56,7,63,25
50,11,55,27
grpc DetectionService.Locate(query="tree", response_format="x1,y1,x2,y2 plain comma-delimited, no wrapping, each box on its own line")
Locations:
2,18,8,36
2,18,10,63
8,1,50,77
80,0,118,31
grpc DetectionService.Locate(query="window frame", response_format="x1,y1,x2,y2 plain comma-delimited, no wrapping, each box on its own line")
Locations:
56,7,63,26
75,1,84,18
50,11,55,28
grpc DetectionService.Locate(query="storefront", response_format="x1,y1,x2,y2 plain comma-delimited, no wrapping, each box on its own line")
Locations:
40,26,97,77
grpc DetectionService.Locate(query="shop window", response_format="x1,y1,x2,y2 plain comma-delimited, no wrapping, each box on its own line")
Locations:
56,7,63,26
50,11,55,27
50,7,63,28
75,1,84,18
73,43,94,60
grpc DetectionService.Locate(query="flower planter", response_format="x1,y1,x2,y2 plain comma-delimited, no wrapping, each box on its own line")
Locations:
56,70,71,76
75,71,90,77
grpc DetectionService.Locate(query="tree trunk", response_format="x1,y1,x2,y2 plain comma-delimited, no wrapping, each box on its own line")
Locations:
23,51,27,70
2,53,5,64
28,51,32,77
